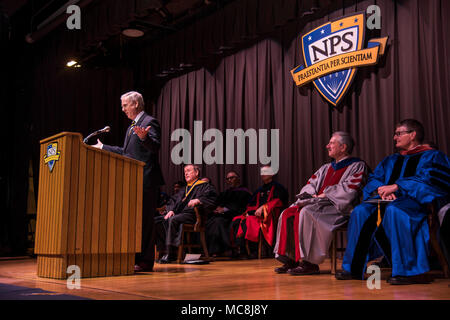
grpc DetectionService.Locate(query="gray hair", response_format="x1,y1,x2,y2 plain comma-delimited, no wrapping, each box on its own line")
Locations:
332,131,355,154
121,91,144,111
184,164,201,176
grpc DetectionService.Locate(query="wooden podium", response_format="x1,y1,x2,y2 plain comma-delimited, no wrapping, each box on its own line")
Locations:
35,132,144,279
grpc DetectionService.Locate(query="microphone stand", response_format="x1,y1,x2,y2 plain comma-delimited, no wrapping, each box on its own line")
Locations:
83,126,110,144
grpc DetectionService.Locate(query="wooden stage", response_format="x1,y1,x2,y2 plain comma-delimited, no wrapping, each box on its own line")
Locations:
0,256,449,300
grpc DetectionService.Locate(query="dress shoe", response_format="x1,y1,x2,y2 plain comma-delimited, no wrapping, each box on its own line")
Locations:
274,262,299,274
387,274,433,285
134,262,153,272
158,254,176,264
288,261,320,275
334,270,360,280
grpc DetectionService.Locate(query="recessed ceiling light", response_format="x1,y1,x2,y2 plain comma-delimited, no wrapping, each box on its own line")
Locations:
122,28,144,38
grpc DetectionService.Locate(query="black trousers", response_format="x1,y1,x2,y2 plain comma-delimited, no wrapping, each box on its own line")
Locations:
154,211,196,253
135,187,159,267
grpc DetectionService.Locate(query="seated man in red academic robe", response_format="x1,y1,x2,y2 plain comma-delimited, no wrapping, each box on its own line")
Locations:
231,166,288,257
274,131,368,275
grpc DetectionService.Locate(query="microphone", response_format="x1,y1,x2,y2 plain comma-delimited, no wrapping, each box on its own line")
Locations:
83,126,111,143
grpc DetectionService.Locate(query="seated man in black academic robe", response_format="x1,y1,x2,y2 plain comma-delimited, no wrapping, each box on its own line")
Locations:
155,164,217,263
206,171,252,256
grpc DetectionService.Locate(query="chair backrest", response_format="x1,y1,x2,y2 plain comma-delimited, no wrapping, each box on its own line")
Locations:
193,206,206,232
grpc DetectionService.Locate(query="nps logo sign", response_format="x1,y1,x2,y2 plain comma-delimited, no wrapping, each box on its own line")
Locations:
44,142,61,172
291,13,388,106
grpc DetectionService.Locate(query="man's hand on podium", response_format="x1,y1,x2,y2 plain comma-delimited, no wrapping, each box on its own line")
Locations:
92,139,103,149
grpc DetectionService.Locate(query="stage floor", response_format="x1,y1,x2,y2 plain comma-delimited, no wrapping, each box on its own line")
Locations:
0,257,449,300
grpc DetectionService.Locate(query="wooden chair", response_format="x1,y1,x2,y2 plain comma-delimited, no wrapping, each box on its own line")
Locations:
176,205,210,263
330,224,348,274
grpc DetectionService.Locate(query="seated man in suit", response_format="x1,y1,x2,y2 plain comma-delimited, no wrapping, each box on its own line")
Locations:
231,166,289,257
206,171,252,257
155,164,217,263
273,131,368,275
336,119,450,285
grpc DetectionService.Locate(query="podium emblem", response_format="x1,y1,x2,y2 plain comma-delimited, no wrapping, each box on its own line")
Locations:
44,142,61,172
291,13,388,106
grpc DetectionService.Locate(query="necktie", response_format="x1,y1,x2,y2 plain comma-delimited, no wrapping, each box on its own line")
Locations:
128,120,136,136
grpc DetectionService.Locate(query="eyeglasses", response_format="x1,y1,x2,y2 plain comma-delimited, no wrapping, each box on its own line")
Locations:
226,176,238,180
393,130,413,137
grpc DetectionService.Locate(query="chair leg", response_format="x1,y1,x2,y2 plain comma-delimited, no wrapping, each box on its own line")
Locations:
258,232,263,259
200,231,209,260
245,240,251,256
331,231,337,275
187,232,192,254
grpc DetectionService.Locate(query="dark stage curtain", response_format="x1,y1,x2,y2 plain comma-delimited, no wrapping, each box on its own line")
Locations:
0,9,32,256
152,0,450,200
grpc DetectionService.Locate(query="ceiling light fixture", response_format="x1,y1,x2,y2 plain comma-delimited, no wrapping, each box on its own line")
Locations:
66,60,78,67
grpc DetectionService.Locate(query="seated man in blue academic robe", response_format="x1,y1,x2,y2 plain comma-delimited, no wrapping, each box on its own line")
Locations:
336,119,450,285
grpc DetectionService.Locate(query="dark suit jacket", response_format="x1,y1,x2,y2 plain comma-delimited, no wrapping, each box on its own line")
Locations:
102,112,165,190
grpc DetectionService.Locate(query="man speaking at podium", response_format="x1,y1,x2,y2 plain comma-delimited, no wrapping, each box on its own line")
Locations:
93,91,165,272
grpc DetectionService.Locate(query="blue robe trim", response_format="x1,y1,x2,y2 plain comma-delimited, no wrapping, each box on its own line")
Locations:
330,157,361,171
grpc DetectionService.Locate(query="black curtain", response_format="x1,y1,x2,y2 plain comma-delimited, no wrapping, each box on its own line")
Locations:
0,8,32,256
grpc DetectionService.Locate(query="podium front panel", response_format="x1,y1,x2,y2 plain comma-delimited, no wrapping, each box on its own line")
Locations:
35,132,144,278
